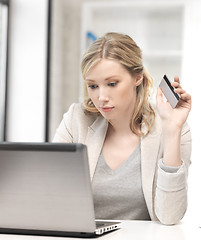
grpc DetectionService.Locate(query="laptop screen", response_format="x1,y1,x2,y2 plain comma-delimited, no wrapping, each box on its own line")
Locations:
0,142,96,234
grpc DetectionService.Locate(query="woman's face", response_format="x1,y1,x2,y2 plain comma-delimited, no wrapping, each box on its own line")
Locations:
85,59,142,124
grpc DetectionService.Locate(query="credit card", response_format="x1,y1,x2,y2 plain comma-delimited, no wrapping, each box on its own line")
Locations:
159,75,180,108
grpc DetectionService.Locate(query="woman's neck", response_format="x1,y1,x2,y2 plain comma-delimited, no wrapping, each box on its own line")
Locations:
107,121,135,137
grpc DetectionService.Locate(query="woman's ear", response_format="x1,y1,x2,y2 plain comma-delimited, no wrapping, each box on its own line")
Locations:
136,74,143,87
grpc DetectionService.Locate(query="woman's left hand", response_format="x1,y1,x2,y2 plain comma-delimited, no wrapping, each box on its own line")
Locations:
156,76,191,130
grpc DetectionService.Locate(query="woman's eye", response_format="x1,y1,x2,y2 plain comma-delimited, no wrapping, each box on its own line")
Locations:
88,84,98,89
109,82,117,87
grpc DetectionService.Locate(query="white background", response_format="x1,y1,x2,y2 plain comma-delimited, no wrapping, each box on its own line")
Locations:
6,0,48,142
181,0,201,224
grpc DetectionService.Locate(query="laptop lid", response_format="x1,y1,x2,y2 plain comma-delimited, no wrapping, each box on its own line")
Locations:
0,142,98,237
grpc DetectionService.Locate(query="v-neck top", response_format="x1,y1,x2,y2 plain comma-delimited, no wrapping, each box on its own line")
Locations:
92,143,151,220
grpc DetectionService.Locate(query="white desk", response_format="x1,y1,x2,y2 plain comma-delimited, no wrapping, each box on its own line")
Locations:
0,221,200,240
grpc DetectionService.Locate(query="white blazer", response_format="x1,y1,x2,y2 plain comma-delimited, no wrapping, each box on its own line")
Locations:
53,103,192,225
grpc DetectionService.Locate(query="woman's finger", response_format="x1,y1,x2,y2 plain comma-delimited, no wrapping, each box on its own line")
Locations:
180,92,191,101
172,81,182,89
174,88,186,95
174,76,180,84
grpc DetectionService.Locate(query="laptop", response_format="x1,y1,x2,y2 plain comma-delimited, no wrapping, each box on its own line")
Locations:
0,142,121,237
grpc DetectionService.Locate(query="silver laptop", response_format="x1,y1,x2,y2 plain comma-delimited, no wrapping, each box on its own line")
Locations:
0,142,120,237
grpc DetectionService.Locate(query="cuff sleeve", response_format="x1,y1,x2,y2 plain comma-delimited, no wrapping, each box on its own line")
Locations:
157,159,187,192
159,159,181,173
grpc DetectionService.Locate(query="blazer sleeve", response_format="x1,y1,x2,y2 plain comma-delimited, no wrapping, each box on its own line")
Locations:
154,122,192,225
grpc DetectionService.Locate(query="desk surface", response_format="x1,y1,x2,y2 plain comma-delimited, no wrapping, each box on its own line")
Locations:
0,220,200,240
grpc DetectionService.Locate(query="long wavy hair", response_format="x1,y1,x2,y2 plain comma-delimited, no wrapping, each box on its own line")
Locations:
81,32,155,136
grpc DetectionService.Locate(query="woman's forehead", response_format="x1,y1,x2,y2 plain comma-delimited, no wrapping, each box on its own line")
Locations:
86,59,128,80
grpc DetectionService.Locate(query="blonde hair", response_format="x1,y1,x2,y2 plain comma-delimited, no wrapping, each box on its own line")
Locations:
81,32,155,136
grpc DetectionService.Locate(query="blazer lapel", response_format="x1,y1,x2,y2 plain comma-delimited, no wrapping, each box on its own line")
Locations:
85,116,108,180
141,114,162,220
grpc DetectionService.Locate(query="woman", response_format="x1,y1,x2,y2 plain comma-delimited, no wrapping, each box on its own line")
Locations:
53,32,191,225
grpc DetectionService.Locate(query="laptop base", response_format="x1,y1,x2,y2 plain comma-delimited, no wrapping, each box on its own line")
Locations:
0,228,99,238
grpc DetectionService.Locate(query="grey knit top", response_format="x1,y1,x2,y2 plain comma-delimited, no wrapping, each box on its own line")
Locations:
92,143,151,220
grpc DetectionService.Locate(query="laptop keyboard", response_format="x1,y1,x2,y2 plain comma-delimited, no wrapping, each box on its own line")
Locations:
96,222,106,227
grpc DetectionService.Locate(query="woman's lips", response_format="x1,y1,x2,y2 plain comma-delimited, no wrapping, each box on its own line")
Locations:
100,107,114,112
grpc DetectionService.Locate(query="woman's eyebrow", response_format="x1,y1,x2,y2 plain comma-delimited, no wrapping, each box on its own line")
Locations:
105,75,119,80
85,75,119,82
85,79,95,82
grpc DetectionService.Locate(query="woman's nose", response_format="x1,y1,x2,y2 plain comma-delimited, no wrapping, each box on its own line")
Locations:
98,88,109,102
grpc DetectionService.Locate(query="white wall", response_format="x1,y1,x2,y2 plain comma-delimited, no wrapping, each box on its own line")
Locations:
182,0,201,223
6,0,48,142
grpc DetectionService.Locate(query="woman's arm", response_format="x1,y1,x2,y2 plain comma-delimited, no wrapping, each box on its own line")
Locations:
154,77,192,224
155,123,191,225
